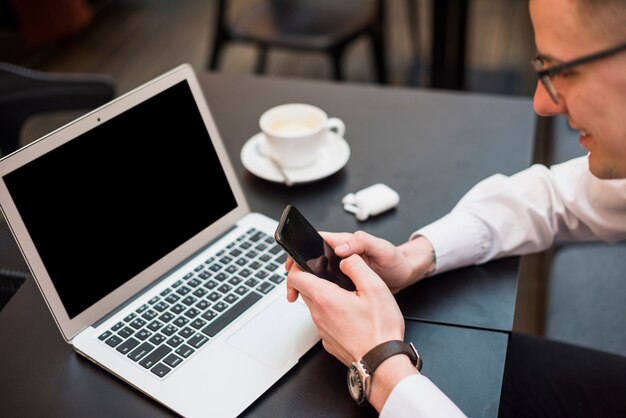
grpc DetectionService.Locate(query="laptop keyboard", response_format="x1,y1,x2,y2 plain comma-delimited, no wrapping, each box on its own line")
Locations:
97,228,288,378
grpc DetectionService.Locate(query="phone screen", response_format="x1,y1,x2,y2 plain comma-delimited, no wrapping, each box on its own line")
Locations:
275,205,356,291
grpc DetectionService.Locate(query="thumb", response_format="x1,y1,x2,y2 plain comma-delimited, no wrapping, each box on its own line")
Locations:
339,254,386,293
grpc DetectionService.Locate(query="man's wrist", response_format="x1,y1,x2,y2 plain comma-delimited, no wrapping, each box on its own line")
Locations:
399,236,437,283
367,354,419,412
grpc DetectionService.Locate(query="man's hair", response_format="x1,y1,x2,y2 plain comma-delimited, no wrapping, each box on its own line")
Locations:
576,0,626,44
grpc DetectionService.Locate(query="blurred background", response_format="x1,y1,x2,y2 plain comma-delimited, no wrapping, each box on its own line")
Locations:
0,0,536,97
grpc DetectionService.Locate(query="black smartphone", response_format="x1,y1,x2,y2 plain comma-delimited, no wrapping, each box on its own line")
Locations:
275,205,356,291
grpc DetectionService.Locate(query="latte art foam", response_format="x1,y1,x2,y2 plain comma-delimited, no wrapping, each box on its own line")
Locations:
268,118,321,136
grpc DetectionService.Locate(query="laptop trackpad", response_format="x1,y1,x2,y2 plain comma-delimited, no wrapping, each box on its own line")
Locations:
227,298,317,370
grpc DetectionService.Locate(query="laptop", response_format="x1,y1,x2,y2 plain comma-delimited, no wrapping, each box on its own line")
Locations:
0,63,319,417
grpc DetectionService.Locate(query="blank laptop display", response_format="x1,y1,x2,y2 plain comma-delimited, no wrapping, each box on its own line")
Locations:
0,64,319,418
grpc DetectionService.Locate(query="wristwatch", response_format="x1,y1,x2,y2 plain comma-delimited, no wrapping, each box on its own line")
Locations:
347,340,422,405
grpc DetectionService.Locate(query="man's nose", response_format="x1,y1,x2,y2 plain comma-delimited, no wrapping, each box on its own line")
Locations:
533,80,566,116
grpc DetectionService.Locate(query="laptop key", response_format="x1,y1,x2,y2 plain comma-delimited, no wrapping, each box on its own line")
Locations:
135,329,152,341
129,318,146,330
178,327,195,339
150,363,171,378
98,330,112,341
176,286,191,296
118,326,134,339
257,282,275,294
111,322,124,332
158,312,175,323
224,294,239,304
170,304,186,314
190,318,207,330
173,317,189,327
269,274,285,284
201,292,262,337
140,345,172,369
124,313,137,322
207,292,221,302
214,272,228,282
105,335,123,347
203,280,219,291
181,296,197,306
201,310,217,321
147,321,163,332
249,231,265,242
154,302,169,312
163,353,183,368
268,244,282,255
213,302,228,312
167,335,184,348
142,310,158,321
116,337,140,355
165,294,180,304
175,344,195,358
148,333,166,345
184,308,201,319
195,299,210,310
161,324,178,336
234,286,249,296
188,334,209,349
128,342,155,362
187,278,202,288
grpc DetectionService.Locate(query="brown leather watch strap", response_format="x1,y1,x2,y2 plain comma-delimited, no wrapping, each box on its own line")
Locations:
362,340,422,375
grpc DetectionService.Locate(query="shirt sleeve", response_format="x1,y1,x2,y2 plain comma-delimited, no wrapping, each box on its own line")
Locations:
380,374,467,418
412,156,626,274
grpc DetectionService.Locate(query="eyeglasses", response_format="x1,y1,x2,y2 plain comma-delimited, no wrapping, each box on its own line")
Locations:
531,42,626,104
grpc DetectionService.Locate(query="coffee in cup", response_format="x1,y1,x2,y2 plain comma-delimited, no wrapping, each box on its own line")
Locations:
259,103,345,168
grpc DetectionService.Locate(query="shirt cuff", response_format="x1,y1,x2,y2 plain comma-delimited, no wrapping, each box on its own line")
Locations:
410,211,489,274
380,374,467,418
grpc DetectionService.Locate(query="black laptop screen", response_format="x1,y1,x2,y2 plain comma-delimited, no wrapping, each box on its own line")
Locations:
4,80,237,319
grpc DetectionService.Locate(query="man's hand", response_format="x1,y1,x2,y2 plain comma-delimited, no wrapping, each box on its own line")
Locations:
286,254,418,411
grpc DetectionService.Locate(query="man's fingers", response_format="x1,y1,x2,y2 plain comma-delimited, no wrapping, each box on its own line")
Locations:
284,255,296,271
339,254,385,292
333,230,385,257
319,232,353,248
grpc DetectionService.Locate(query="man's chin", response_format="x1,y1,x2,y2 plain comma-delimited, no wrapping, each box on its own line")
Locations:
588,157,625,180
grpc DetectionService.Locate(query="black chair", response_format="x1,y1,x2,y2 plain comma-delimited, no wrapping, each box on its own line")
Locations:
0,62,115,310
0,61,115,157
207,0,386,83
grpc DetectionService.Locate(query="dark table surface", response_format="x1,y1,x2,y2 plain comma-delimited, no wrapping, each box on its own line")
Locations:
200,72,535,332
0,72,536,417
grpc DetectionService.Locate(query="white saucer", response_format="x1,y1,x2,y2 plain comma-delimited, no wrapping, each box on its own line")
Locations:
240,132,350,185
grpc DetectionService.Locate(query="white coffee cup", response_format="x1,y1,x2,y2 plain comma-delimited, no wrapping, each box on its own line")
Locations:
259,103,345,168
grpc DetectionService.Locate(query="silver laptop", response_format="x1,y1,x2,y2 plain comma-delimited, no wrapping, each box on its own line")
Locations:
0,63,319,417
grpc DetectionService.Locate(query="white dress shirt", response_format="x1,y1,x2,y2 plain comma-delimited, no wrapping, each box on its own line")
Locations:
381,156,626,417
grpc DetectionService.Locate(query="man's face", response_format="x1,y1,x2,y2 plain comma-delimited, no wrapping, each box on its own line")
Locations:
530,0,626,179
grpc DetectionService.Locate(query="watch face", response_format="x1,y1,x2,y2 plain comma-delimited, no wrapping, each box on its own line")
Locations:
347,364,364,403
